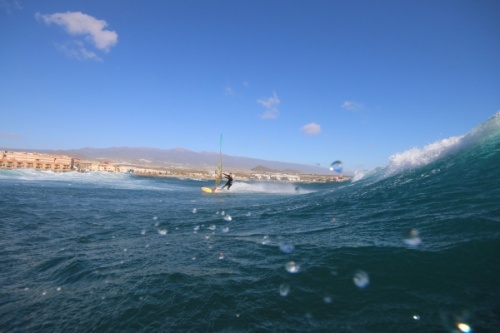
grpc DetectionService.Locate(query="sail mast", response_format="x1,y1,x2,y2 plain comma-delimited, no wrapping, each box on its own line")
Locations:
219,133,223,177
214,134,223,187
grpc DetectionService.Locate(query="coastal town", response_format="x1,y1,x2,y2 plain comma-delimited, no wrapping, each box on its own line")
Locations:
0,150,350,183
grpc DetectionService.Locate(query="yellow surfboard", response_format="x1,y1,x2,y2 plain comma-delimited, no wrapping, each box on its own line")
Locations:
201,187,221,194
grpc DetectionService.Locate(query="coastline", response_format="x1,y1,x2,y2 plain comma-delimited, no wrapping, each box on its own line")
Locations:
130,167,349,183
1,150,349,183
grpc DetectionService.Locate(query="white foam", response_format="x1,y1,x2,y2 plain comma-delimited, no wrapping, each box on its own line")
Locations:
351,111,500,180
351,170,368,182
385,135,464,175
231,181,312,194
0,169,179,191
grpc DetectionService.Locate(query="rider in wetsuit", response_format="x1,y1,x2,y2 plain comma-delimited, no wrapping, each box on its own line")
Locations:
221,173,234,190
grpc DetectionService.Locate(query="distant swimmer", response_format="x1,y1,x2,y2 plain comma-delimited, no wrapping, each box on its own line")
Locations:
221,173,234,190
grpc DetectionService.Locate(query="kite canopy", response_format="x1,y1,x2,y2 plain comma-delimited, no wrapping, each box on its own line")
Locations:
329,160,343,173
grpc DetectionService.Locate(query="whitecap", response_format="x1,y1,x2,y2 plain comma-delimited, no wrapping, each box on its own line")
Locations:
386,136,463,176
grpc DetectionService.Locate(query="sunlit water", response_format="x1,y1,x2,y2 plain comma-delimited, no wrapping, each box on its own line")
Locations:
1,113,500,332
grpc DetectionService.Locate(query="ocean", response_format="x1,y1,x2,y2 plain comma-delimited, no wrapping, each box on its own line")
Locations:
1,112,499,333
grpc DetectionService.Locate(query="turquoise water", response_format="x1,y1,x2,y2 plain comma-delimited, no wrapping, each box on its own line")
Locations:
1,112,499,332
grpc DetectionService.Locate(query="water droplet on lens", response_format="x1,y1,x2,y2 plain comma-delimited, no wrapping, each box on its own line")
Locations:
441,310,473,333
353,270,370,288
457,323,471,332
403,228,422,247
279,283,290,296
285,261,300,273
279,243,295,254
329,160,343,173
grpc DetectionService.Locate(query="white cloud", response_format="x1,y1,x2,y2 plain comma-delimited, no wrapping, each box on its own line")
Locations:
300,122,321,135
257,92,280,119
36,11,118,60
341,100,363,111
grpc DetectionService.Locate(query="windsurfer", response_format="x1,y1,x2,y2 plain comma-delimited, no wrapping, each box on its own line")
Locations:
221,173,234,190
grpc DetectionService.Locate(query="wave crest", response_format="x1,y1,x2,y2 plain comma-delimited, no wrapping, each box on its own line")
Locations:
384,111,500,176
386,136,463,175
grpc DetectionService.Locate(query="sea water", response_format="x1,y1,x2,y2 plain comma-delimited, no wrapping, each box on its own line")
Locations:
1,112,499,332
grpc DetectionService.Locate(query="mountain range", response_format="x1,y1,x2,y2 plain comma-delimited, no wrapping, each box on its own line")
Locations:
3,146,331,175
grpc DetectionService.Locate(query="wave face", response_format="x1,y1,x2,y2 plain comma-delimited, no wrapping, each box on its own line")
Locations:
1,112,499,332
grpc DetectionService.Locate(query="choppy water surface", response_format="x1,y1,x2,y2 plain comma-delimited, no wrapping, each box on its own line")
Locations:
1,113,500,332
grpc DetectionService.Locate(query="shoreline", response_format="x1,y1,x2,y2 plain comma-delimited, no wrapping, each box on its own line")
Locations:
1,150,349,183
0,166,349,183
130,168,349,183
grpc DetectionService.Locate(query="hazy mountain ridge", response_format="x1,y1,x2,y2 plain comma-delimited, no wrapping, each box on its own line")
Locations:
251,165,302,174
2,147,330,174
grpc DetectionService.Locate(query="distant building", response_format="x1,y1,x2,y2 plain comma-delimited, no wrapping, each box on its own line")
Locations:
0,151,125,173
0,151,73,171
250,173,301,182
73,158,123,172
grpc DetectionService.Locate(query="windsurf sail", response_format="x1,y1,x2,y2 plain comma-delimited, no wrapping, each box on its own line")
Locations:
214,134,223,187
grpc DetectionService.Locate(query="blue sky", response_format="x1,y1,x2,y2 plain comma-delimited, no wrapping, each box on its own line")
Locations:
1,0,499,171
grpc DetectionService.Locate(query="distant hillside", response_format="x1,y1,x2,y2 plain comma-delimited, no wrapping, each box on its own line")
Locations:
251,165,302,174
1,146,331,175
251,165,275,173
